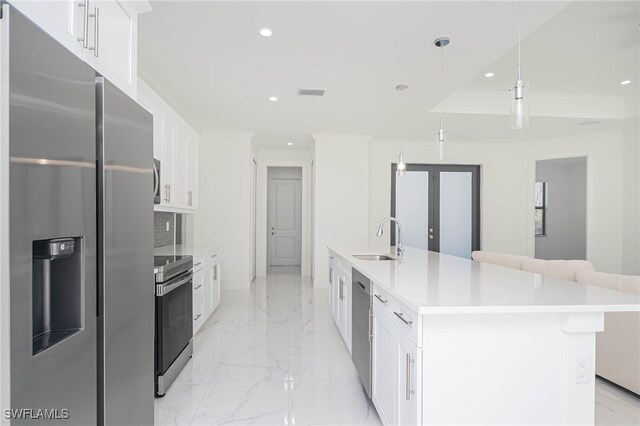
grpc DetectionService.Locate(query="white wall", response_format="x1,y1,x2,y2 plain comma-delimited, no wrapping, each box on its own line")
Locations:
367,130,628,274
369,140,530,256
621,116,640,275
313,134,372,287
535,158,587,260
522,132,624,273
256,150,312,277
194,131,253,289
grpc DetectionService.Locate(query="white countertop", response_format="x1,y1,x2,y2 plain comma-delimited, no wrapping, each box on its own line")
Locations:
154,244,221,258
328,246,640,315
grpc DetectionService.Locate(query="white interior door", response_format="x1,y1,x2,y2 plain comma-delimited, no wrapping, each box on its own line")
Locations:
268,172,302,267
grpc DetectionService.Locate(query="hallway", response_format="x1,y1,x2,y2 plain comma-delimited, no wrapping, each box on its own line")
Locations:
155,270,381,425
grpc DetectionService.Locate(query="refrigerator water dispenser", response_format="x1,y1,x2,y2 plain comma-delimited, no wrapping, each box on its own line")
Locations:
32,237,84,356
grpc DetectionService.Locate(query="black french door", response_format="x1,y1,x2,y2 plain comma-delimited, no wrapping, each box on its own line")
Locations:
391,164,480,258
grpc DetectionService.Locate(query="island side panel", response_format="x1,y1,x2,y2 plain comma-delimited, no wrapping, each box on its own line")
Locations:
420,312,603,425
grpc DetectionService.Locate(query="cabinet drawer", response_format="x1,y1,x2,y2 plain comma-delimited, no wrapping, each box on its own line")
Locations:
390,300,421,348
372,287,396,315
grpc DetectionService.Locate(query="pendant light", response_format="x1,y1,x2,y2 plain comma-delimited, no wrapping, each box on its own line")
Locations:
510,0,529,130
434,37,450,160
396,84,408,176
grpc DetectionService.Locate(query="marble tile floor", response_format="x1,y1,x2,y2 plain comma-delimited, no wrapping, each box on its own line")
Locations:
155,270,640,426
155,270,381,426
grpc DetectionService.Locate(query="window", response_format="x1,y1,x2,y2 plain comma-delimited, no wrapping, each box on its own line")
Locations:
535,182,547,236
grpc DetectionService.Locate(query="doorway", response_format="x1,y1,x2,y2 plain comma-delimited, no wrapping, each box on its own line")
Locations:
267,167,303,269
391,164,480,258
534,157,587,260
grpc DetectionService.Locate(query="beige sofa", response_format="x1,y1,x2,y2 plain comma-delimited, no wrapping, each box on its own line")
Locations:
471,251,529,270
471,251,594,282
521,258,594,281
576,270,640,395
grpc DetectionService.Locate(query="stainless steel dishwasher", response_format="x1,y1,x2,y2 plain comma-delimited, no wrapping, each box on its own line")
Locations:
351,268,372,398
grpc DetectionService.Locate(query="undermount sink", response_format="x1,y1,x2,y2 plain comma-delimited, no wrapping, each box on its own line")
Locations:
352,254,396,261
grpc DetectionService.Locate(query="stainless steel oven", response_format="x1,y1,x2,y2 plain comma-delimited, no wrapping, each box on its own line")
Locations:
153,158,161,204
154,255,193,396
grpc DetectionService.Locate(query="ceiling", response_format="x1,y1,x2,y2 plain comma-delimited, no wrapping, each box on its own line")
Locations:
138,1,638,150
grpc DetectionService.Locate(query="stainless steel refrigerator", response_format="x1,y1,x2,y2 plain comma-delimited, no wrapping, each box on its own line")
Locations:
7,6,154,425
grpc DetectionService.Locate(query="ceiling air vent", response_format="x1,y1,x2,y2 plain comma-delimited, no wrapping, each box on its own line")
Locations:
297,88,325,97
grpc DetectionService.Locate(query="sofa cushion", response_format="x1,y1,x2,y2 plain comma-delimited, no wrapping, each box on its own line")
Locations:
576,270,640,295
471,251,528,270
522,258,593,282
576,270,640,395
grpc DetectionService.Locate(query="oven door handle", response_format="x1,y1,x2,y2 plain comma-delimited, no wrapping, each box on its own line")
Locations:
156,271,193,296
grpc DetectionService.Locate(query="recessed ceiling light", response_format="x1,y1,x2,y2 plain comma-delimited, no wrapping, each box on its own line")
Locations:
259,28,273,37
484,72,495,78
268,96,278,102
287,142,293,146
620,80,632,85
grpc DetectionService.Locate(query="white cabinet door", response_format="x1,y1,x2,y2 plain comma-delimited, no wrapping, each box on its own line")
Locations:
152,114,163,161
211,261,220,311
174,130,188,209
329,258,337,320
372,312,397,425
192,268,205,334
397,331,422,426
10,0,84,58
160,122,176,207
82,1,136,96
203,260,213,319
344,268,352,353
337,274,345,335
186,137,198,210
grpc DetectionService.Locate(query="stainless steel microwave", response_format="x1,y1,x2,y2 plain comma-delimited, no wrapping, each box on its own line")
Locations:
153,159,161,204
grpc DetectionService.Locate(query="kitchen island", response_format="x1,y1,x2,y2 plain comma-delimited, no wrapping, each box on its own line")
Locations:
327,247,640,426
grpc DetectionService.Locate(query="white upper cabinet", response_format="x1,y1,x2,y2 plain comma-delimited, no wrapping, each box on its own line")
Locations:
9,0,83,57
186,138,198,210
138,79,200,213
174,130,188,208
9,0,149,98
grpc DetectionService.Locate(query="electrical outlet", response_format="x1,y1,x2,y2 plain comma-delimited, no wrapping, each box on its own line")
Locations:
576,356,591,384
166,221,170,232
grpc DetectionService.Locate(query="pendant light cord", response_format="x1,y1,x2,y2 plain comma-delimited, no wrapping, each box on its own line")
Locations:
440,41,444,128
517,0,522,80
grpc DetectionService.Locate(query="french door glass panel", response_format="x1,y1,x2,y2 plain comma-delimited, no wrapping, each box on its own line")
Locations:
439,172,473,258
395,171,429,250
392,165,479,258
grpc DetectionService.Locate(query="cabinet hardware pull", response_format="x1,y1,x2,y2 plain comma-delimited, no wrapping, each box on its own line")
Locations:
406,353,415,400
368,311,373,342
374,294,388,304
194,284,202,289
194,261,202,267
394,311,412,326
329,267,333,284
213,265,217,280
357,281,366,291
339,278,344,300
88,8,99,57
193,314,201,321
77,0,90,48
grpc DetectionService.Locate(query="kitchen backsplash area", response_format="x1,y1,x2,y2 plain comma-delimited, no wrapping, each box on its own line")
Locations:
154,211,175,248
